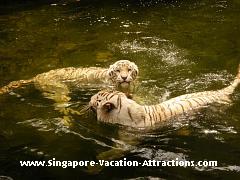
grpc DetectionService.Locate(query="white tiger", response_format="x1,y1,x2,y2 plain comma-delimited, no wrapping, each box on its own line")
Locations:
89,65,240,128
0,60,138,102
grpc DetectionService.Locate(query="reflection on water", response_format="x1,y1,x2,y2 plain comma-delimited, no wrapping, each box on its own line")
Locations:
0,0,240,179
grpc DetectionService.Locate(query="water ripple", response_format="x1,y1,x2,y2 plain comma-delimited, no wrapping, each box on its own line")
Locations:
17,118,131,150
132,147,187,161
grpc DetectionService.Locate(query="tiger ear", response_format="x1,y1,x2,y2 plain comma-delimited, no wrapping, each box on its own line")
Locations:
102,102,115,112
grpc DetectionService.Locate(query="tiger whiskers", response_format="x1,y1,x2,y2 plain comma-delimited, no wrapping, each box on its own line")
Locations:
78,104,91,116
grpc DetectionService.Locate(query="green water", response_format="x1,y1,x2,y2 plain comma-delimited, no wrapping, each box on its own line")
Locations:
0,0,240,179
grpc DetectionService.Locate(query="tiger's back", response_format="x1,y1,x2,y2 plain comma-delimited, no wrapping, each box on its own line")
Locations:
34,67,109,83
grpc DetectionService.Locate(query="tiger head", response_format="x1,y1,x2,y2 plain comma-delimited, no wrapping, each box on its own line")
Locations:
107,60,138,89
89,90,145,127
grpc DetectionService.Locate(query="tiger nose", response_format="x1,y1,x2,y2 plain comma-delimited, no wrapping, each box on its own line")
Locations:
121,76,127,80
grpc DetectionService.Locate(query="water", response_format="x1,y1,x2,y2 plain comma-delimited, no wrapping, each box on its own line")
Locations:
0,0,240,179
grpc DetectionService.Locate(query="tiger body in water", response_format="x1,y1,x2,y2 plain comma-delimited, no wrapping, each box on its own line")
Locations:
89,65,240,128
0,60,138,103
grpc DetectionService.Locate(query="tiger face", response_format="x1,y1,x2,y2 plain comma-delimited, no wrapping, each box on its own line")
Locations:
107,60,138,89
89,91,123,114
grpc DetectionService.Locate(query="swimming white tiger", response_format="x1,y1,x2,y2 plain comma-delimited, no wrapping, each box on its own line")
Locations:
89,65,240,128
0,60,138,103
